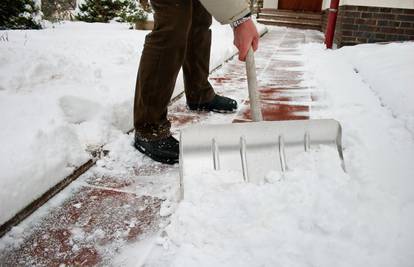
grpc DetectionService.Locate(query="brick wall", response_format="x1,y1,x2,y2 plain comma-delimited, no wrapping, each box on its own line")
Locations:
322,5,414,47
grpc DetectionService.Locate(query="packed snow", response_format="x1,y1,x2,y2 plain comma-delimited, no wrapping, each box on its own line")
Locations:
0,20,266,226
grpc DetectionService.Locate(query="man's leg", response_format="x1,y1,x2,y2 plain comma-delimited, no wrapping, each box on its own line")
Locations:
183,0,214,105
134,0,191,140
183,0,237,112
133,0,192,163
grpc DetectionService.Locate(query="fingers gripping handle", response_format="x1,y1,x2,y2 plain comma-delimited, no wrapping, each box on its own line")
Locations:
245,47,263,122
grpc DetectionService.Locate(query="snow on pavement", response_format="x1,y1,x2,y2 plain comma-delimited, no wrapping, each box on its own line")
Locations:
1,24,413,266
0,20,266,226
0,20,266,264
142,32,414,266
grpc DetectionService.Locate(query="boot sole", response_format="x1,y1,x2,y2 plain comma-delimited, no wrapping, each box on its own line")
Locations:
188,107,237,114
134,143,179,165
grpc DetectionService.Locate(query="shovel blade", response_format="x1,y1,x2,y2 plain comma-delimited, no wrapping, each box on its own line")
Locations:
179,119,344,198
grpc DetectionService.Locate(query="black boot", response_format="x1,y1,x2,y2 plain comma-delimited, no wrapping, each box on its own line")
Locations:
188,94,238,113
134,135,179,164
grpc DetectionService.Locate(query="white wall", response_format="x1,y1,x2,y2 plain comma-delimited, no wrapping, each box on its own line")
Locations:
263,0,279,9
322,0,414,9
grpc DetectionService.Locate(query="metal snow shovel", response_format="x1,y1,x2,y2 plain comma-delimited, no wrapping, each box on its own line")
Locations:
179,48,345,199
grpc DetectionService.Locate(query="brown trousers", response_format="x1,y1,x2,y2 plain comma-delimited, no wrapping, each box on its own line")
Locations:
134,0,215,140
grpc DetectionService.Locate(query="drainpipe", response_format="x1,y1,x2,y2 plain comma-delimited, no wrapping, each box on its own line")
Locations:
325,0,340,49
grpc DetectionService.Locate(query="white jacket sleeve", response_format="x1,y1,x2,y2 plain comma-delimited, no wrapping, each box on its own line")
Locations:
198,0,250,24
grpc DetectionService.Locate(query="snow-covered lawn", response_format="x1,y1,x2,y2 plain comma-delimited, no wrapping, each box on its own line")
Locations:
142,40,414,266
0,20,265,226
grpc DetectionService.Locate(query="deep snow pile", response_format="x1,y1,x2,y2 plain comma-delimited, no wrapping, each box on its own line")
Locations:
142,41,414,266
0,20,265,226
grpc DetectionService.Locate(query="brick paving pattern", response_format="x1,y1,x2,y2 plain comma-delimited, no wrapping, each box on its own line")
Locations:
0,26,323,266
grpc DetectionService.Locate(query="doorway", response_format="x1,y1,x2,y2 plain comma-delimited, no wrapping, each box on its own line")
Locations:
278,0,323,12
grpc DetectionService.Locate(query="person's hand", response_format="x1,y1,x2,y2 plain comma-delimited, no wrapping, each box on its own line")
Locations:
233,19,259,61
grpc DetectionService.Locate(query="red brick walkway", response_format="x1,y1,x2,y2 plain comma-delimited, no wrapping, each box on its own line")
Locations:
0,26,323,266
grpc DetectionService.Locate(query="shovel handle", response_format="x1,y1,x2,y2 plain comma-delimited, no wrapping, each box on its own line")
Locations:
246,47,263,122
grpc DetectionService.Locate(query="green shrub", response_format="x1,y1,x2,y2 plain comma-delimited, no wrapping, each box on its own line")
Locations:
76,0,148,24
119,0,148,24
0,0,42,29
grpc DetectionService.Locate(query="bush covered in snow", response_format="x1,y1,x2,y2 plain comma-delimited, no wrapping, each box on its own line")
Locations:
0,0,42,29
76,0,123,22
76,0,147,24
118,0,148,24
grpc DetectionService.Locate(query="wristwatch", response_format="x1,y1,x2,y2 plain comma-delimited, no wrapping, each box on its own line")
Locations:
231,12,251,29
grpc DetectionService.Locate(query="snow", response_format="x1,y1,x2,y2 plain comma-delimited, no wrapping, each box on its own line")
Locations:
0,20,266,226
334,42,414,135
113,234,159,267
162,148,363,267
300,42,414,266
141,40,414,266
2,20,413,266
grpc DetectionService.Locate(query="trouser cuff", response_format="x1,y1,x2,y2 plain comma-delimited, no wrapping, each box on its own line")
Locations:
135,122,171,141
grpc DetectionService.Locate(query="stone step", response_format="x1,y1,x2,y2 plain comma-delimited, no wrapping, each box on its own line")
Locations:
260,8,322,20
257,18,321,31
257,9,322,31
259,14,321,25
259,13,321,23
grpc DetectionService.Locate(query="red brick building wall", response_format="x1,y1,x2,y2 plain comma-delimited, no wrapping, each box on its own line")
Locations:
322,5,414,47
